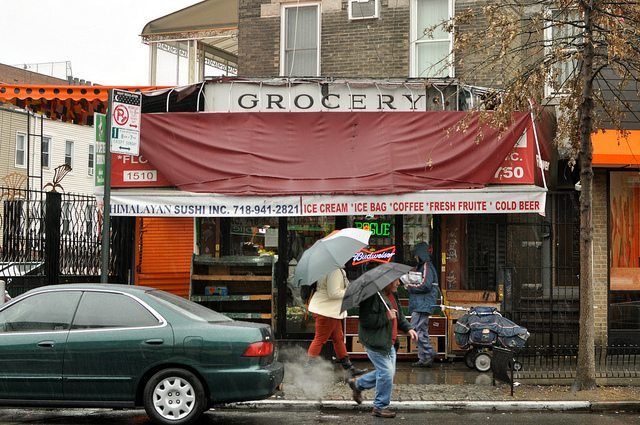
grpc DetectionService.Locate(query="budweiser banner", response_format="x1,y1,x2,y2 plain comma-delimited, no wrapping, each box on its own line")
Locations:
110,186,546,217
352,247,396,266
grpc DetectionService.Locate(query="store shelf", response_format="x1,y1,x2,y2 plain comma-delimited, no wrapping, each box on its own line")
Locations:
225,312,272,320
191,274,272,281
190,254,275,326
191,294,272,302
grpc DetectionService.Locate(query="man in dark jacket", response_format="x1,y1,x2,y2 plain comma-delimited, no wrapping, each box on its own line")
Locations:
347,279,417,418
407,242,440,367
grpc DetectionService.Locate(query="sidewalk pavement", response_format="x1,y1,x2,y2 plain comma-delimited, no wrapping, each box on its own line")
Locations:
233,360,640,412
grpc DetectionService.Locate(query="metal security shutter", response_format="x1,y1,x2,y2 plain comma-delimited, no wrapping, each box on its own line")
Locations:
134,217,194,298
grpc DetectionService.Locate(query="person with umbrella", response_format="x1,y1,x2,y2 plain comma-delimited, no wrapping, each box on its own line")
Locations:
342,263,418,418
293,228,372,377
306,268,365,377
405,242,440,368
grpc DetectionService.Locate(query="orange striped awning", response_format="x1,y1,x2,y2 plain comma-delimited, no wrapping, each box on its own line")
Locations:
0,84,167,102
593,130,640,167
0,84,169,125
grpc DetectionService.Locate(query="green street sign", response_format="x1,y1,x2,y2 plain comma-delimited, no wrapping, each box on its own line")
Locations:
95,113,106,189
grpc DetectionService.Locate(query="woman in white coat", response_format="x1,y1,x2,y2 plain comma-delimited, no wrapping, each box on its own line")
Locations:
307,268,365,376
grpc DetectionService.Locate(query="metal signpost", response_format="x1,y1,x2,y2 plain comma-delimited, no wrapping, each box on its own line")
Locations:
101,90,141,283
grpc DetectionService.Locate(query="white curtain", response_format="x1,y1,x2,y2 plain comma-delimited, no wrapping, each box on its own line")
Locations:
284,6,318,76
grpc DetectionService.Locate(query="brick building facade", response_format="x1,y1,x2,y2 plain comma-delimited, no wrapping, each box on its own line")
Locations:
140,0,640,346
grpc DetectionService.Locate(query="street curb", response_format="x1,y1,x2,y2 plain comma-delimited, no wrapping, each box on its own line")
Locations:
228,399,632,412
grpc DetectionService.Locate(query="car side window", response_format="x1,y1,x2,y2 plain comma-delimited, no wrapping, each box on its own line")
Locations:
71,292,160,330
0,291,81,333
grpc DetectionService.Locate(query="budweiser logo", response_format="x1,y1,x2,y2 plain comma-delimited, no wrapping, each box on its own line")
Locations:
352,246,396,265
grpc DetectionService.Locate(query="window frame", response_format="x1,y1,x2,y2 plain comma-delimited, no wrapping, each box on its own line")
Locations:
70,291,163,330
15,132,26,168
544,8,581,98
279,2,321,77
41,135,51,169
0,291,82,333
64,140,74,169
88,144,95,176
410,0,454,78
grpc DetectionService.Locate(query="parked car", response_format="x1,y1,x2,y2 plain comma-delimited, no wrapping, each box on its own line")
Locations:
0,284,284,425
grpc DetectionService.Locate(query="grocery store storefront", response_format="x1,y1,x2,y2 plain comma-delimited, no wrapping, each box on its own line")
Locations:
111,78,558,354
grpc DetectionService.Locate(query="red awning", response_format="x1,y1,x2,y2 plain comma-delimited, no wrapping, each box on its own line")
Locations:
139,111,532,195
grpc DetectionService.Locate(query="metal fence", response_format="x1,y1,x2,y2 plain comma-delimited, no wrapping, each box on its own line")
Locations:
514,345,640,380
0,187,132,297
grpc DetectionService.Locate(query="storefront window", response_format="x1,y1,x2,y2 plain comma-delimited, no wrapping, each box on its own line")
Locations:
228,218,279,256
285,217,335,334
346,215,397,279
403,214,433,266
609,171,640,342
610,171,640,291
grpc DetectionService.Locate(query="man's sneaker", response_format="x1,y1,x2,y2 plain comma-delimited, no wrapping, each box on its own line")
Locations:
347,378,362,404
372,408,396,418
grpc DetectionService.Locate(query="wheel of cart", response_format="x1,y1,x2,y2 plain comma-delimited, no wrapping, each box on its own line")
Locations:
464,347,477,369
473,348,492,372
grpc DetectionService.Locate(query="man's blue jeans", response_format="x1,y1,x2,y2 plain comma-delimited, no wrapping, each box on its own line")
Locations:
355,346,396,409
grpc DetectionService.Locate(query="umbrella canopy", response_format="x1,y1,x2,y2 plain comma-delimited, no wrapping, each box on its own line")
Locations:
293,228,371,287
340,262,413,313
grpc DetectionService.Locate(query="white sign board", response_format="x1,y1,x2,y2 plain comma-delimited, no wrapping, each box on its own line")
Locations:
110,89,141,155
205,81,434,112
110,187,547,217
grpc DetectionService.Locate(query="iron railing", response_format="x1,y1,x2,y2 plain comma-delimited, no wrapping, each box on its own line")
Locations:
514,345,640,380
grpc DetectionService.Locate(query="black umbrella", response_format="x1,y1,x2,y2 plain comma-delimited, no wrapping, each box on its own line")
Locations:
340,262,413,313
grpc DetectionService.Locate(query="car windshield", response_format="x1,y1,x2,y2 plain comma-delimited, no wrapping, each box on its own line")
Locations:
147,290,232,323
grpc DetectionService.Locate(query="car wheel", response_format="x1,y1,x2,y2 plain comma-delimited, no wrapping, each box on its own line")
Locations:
474,352,492,372
143,368,206,425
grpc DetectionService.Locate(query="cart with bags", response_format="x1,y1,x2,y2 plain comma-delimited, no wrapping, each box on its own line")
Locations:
453,306,530,372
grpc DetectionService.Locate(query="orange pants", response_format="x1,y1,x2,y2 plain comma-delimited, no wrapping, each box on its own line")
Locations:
307,314,348,359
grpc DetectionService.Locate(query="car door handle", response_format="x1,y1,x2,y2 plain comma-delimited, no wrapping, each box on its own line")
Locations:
144,339,164,345
37,341,55,348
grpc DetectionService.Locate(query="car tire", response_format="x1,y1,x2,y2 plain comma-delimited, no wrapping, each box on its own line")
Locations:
143,368,206,425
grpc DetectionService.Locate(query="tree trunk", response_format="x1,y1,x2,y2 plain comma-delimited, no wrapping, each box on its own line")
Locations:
574,1,597,391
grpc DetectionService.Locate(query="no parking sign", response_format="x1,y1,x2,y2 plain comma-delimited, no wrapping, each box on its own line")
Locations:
110,89,141,155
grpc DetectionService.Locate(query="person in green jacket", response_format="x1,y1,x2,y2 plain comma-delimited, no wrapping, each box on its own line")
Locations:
347,278,417,418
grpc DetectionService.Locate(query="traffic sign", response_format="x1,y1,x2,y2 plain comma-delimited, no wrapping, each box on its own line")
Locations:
110,89,141,155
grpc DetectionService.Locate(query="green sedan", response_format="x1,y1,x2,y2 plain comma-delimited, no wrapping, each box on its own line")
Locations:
0,284,284,425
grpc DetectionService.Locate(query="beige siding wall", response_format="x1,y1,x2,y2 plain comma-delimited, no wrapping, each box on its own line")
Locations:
0,108,95,195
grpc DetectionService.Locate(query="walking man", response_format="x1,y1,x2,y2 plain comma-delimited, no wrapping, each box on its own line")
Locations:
348,278,417,418
407,242,440,367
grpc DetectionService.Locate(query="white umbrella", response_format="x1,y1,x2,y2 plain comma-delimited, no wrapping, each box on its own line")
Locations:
293,228,371,287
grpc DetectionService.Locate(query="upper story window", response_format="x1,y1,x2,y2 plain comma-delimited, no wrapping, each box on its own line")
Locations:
15,133,26,168
411,0,453,78
545,9,581,97
88,144,95,176
65,140,74,168
41,136,51,169
281,4,320,77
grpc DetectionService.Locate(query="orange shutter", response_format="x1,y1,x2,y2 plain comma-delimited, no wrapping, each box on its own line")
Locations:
134,217,194,298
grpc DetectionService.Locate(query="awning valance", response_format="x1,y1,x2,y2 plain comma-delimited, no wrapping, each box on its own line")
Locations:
138,111,536,195
0,84,166,102
593,130,640,167
0,84,168,125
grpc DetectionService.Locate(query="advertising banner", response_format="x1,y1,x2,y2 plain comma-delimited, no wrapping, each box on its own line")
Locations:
110,186,546,217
